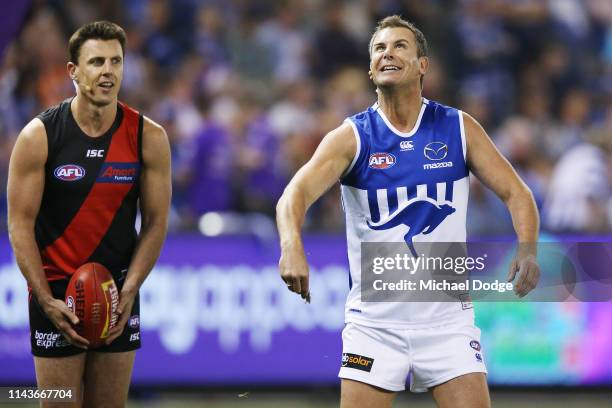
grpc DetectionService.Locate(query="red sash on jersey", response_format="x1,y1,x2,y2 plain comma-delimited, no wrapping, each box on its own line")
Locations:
41,102,140,280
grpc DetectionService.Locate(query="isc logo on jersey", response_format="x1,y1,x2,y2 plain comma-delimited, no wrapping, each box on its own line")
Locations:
54,164,86,181
369,153,396,169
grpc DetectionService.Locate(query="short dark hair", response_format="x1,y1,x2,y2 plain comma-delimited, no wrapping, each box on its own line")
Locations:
369,15,428,58
68,21,126,64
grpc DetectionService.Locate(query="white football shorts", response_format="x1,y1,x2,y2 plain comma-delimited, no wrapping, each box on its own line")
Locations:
338,320,487,392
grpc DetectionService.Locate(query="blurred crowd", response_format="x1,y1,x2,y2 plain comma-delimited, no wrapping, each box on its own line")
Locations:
1,0,611,235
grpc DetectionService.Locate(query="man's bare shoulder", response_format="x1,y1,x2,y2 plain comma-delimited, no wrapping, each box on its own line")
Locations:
141,116,170,151
141,115,167,140
321,122,356,153
327,121,354,139
303,121,357,178
13,118,48,163
140,115,170,166
308,121,357,167
20,117,47,140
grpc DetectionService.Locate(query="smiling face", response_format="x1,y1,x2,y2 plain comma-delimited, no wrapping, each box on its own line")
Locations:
68,39,123,107
369,27,428,90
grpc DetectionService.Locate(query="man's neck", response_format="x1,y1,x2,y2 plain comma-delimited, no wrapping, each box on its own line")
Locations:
376,85,423,133
71,94,117,138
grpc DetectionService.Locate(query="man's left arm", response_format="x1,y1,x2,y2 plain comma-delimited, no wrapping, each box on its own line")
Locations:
463,112,540,297
106,117,171,343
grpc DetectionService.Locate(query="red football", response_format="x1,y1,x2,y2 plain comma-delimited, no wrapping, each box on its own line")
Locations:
65,262,119,348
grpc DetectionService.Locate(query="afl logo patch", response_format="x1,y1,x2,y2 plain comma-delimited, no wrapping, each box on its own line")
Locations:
470,340,481,351
128,315,140,329
368,153,396,169
54,164,86,181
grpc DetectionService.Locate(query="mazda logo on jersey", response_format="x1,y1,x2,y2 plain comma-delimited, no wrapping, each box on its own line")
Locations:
424,142,448,161
97,162,140,184
54,164,86,181
368,153,396,169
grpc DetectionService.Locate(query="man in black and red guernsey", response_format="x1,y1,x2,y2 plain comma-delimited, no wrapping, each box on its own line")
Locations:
7,21,171,406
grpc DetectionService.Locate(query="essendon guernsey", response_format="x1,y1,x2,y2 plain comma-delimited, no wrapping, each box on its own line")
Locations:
35,99,142,281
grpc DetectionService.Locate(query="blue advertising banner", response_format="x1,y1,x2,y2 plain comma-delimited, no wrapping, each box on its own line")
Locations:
1,235,611,386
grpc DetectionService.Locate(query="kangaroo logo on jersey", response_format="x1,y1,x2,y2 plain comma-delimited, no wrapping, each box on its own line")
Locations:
424,142,448,161
97,162,139,184
54,164,86,181
400,140,414,151
367,198,455,256
369,153,396,169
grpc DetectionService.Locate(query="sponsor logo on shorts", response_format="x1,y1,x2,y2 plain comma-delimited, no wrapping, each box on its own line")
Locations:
459,293,473,310
368,153,396,169
34,330,70,349
129,315,140,329
348,308,362,314
470,340,481,351
130,332,140,342
342,353,374,372
54,164,86,181
475,353,483,362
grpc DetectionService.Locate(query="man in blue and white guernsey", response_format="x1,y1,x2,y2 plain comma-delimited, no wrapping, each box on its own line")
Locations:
276,15,540,408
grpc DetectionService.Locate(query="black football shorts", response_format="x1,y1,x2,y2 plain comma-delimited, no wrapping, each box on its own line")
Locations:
29,278,141,357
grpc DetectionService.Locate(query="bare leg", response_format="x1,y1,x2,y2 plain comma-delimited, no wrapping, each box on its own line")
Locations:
431,373,490,408
83,351,135,408
340,379,396,408
34,354,86,408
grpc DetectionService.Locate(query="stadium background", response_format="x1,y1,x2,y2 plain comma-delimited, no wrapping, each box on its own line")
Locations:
1,0,611,406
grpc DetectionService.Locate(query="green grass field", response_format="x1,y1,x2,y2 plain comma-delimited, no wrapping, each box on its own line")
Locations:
8,390,611,407
124,390,610,408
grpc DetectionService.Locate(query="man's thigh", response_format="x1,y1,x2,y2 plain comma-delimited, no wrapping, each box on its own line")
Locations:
34,354,86,408
341,379,396,408
83,351,135,408
431,372,490,408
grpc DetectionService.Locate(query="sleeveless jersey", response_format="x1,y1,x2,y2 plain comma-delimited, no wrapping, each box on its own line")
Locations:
340,98,474,328
35,99,142,281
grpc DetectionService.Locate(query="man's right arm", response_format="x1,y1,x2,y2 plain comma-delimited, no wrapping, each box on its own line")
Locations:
276,122,356,300
7,119,88,348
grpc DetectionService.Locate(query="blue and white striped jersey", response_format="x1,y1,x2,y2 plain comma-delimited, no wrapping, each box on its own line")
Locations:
340,98,474,327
